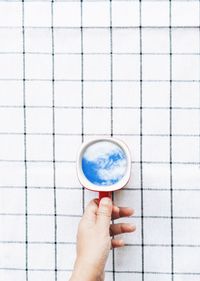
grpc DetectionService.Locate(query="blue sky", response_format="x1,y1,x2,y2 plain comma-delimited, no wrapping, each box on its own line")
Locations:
82,141,127,186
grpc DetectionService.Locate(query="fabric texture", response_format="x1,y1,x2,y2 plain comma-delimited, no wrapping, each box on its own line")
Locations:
0,1,200,281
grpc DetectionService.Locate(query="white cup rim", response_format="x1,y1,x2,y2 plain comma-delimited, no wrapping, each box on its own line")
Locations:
76,137,132,192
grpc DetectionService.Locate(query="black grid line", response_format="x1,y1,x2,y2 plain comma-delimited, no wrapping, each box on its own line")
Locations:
1,185,200,191
2,51,200,55
80,0,85,214
169,2,174,280
1,105,200,110
2,241,200,251
1,132,200,138
2,213,200,220
0,268,200,276
22,1,28,280
1,268,200,277
1,0,200,1
2,241,200,248
17,77,190,82
0,26,200,29
1,78,200,82
109,2,116,281
0,132,200,137
51,2,58,280
1,160,200,165
139,1,144,280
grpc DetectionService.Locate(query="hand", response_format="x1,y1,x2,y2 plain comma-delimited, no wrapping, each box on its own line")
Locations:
70,197,136,281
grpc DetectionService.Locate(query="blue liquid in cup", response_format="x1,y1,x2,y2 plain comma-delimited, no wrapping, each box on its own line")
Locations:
82,141,127,186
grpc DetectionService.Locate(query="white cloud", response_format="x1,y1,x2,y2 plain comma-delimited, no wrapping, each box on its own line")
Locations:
83,141,127,183
98,158,127,181
83,141,123,162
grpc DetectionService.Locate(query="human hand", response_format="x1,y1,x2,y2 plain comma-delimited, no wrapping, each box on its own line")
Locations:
70,197,136,281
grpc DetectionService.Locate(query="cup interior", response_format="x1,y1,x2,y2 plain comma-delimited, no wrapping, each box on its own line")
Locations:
76,138,131,192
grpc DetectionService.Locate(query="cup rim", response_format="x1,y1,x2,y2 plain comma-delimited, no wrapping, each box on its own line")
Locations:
76,137,132,192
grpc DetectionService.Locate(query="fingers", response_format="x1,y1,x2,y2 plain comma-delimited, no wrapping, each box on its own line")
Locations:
112,205,134,220
110,223,136,236
111,239,124,249
96,197,112,229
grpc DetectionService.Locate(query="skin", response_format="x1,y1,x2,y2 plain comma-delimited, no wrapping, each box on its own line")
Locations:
69,197,136,281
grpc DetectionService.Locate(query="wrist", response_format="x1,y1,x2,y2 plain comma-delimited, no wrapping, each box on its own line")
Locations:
70,258,104,281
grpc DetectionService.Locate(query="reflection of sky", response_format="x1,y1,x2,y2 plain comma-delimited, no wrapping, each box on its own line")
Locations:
82,141,127,186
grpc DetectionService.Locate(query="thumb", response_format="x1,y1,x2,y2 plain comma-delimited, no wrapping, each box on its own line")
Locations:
82,199,98,224
97,197,112,230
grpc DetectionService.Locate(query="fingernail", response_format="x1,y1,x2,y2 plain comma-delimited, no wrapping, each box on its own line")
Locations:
129,224,136,231
101,197,112,205
119,240,124,246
